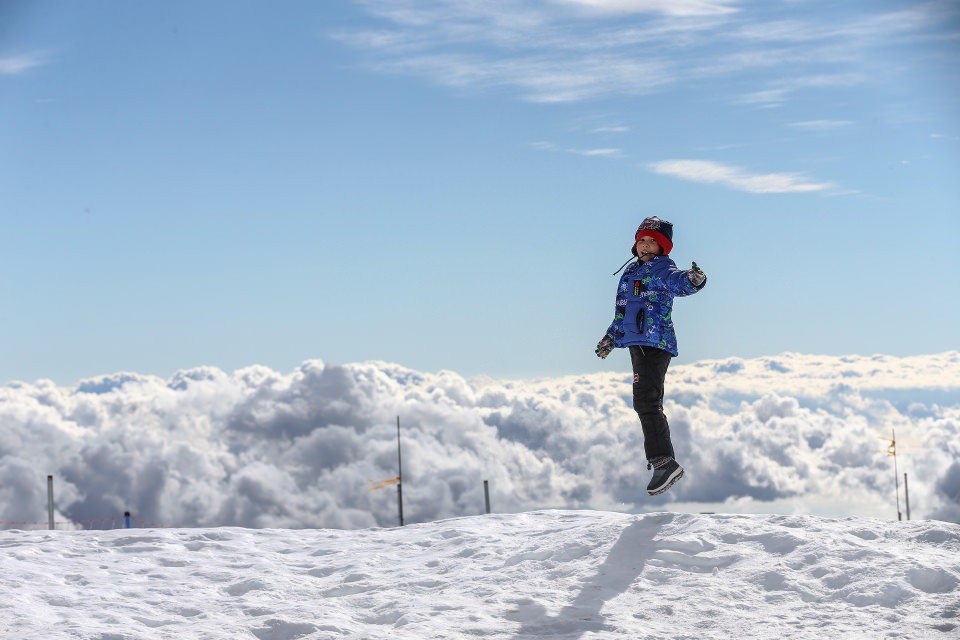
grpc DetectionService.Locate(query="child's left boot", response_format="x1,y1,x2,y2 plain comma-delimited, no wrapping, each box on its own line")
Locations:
647,457,684,496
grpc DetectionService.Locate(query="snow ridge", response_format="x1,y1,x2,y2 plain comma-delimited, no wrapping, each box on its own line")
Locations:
1,510,957,639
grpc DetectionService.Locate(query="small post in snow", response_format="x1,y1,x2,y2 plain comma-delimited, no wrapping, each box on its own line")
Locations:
483,480,491,515
903,474,911,521
124,511,132,529
47,475,55,530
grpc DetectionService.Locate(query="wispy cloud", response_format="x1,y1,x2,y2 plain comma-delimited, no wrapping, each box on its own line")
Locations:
333,2,712,103
789,119,856,131
335,1,955,105
532,141,622,157
559,0,741,17
738,87,792,108
374,51,673,103
737,73,866,107
728,7,945,46
648,159,833,193
591,125,630,134
0,54,45,75
576,147,622,157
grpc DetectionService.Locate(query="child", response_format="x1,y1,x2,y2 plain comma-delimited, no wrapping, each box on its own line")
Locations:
595,216,706,496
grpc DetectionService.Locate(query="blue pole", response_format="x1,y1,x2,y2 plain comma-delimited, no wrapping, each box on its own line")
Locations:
124,511,131,529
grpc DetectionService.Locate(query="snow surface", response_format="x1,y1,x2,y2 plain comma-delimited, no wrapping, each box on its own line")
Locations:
2,510,958,639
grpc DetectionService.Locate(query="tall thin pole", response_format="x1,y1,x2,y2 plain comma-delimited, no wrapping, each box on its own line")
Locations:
891,428,902,521
396,416,404,527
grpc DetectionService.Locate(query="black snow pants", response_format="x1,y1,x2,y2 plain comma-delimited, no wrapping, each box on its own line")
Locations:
629,346,675,462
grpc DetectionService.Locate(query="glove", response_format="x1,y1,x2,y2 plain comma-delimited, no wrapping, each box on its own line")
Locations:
688,261,706,287
595,334,614,359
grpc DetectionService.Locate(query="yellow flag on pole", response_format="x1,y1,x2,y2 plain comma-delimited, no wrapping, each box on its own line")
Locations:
369,476,401,491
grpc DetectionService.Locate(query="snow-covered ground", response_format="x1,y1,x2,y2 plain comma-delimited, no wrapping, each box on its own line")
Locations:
2,510,957,639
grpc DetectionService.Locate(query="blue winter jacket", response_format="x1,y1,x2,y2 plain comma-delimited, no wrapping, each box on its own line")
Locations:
605,256,705,357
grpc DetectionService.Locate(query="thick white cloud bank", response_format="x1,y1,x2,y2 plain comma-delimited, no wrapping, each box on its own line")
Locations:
1,352,958,529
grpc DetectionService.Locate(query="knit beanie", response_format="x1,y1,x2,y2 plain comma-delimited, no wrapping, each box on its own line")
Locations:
632,216,674,256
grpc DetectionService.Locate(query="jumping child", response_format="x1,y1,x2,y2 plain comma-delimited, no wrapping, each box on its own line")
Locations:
595,216,707,496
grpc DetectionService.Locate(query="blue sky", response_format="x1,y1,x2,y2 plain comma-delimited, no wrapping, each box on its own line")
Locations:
1,0,958,384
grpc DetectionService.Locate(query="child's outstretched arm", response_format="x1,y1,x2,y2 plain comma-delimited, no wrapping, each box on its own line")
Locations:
651,258,707,296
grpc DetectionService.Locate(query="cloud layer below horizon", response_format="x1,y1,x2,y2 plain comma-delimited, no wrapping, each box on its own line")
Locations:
2,352,958,529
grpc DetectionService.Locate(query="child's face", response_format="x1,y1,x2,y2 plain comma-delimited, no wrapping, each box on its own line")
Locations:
635,236,662,262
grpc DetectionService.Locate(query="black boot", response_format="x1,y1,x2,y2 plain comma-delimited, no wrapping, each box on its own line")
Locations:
647,457,683,496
